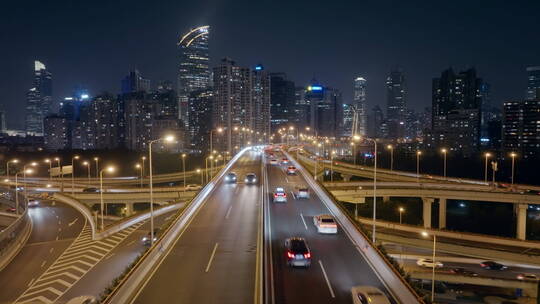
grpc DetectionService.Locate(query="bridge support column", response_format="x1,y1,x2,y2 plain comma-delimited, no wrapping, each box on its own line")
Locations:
422,198,435,228
124,203,134,217
517,204,528,240
383,196,390,203
439,198,447,229
341,174,352,182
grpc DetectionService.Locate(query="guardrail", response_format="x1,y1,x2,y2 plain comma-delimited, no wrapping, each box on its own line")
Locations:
103,148,250,304
0,191,32,272
285,150,424,304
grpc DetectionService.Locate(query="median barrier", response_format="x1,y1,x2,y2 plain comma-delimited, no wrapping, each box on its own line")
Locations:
0,191,32,272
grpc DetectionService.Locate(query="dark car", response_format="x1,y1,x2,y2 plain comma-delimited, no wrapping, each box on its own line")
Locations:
244,173,257,185
480,261,507,270
450,267,478,277
82,187,100,193
285,237,311,267
224,172,237,183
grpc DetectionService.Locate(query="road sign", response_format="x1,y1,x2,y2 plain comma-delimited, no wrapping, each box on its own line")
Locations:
50,165,73,177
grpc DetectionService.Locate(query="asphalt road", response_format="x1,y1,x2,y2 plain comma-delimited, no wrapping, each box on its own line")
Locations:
0,200,85,303
131,150,261,304
266,151,396,304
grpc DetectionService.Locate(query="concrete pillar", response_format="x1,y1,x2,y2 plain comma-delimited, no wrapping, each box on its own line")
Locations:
516,204,528,240
383,196,390,203
422,198,435,228
124,203,134,217
439,198,447,229
342,174,352,182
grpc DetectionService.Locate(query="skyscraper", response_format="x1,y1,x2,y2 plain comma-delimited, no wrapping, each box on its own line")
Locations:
353,77,367,136
526,66,540,100
26,60,52,134
502,100,540,158
121,70,151,94
386,69,406,139
303,81,343,137
270,73,296,132
252,64,271,143
178,25,211,123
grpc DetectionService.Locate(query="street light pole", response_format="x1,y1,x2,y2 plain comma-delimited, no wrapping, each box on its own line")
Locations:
6,159,19,182
330,150,335,182
441,148,447,179
416,151,422,180
71,155,79,195
82,161,91,186
372,139,377,243
399,207,405,225
99,166,115,230
387,145,394,171
182,154,186,191
510,152,517,185
94,157,99,179
484,153,491,183
44,159,52,181
422,231,437,303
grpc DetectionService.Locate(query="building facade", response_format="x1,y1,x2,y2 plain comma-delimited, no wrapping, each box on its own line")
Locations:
251,65,271,143
526,66,540,100
502,100,540,159
26,61,52,135
386,68,407,139
270,73,296,132
353,77,367,136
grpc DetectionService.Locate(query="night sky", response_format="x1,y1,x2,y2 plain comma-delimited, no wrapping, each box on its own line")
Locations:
1,0,539,129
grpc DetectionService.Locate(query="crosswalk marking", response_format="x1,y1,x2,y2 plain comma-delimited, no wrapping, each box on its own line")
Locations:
14,220,146,304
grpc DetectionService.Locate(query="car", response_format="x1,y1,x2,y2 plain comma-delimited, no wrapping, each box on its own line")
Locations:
480,261,507,270
281,158,289,165
27,199,39,207
313,214,338,234
285,237,311,267
296,187,309,199
5,207,16,213
82,187,100,193
66,296,97,304
269,159,278,165
245,173,257,185
351,286,391,304
416,258,443,268
450,267,478,277
142,229,160,246
286,166,297,175
273,187,287,203
185,184,202,191
517,273,538,280
224,172,237,183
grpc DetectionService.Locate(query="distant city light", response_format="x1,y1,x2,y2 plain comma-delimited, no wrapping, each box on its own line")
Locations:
308,85,323,91
81,94,89,99
255,65,263,71
64,97,73,101
480,138,490,142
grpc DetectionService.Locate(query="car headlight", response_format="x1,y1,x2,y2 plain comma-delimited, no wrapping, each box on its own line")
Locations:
245,179,249,182
142,237,148,241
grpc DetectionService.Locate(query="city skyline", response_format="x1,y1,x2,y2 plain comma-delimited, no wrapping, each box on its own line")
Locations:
1,0,539,129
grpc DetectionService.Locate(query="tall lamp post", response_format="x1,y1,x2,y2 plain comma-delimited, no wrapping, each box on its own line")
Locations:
23,162,37,209
510,152,517,185
44,159,52,181
364,137,378,243
181,153,187,190
196,169,202,185
330,150,336,182
148,135,175,245
416,151,422,180
141,156,146,180
71,155,80,194
15,168,33,214
6,159,19,182
99,166,115,230
421,231,437,303
135,163,143,188
441,148,447,179
387,145,394,171
94,157,99,178
210,127,224,155
484,152,491,183
82,161,91,186
399,207,405,224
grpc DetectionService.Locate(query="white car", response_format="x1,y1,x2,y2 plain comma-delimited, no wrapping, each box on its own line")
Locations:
269,159,278,165
296,187,309,199
185,184,202,191
273,187,287,203
27,199,40,207
313,214,338,234
351,286,390,304
416,258,443,268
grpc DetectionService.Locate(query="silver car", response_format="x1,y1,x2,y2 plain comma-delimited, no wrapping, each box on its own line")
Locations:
273,187,287,203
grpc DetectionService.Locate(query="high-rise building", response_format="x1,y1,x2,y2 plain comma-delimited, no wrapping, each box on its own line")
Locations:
367,105,384,138
0,110,6,133
431,68,484,155
353,77,367,136
386,69,406,139
178,26,211,123
303,81,343,137
187,89,212,153
43,115,68,150
212,58,252,153
293,87,310,128
342,103,356,137
121,70,151,94
270,73,296,131
252,64,271,143
26,60,52,135
526,66,540,100
502,100,540,158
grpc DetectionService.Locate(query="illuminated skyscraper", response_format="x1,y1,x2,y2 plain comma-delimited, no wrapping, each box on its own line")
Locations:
26,60,52,134
353,77,367,136
178,25,211,123
526,66,540,100
386,68,406,139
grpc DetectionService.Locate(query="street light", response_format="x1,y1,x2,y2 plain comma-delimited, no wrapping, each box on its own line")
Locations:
398,207,405,225
94,157,99,179
484,152,491,183
350,142,356,165
148,135,175,245
387,145,394,171
314,143,322,180
362,137,378,244
416,151,422,180
196,168,202,185
99,166,115,230
510,152,517,185
6,159,19,182
330,150,336,182
44,159,52,181
82,161,91,186
23,162,37,209
135,163,143,188
181,153,187,191
15,168,33,214
441,148,447,179
421,231,437,303
71,155,80,194
205,155,214,182
210,127,224,154
141,156,146,181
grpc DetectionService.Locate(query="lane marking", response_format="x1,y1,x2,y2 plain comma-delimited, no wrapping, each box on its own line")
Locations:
49,248,54,253
225,205,233,219
285,177,289,183
28,278,36,287
126,240,135,246
68,218,78,227
104,253,115,260
56,236,59,241
234,186,240,194
205,243,219,273
300,213,308,230
40,261,46,268
318,260,335,298
290,191,296,200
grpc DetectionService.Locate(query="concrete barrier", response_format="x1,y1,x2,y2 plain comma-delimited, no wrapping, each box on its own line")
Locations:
285,151,423,304
0,192,32,272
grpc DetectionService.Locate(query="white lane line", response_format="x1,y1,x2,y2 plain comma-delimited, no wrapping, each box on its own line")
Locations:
40,261,46,268
290,191,296,200
318,260,335,298
285,177,289,183
104,253,115,260
234,186,240,194
56,236,59,241
299,213,308,230
225,205,233,219
126,240,135,246
27,278,35,287
49,248,54,253
205,243,219,273
68,218,78,227
164,215,174,221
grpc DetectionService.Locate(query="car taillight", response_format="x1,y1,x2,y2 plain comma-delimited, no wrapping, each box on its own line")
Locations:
304,252,311,259
283,193,287,197
287,251,294,259
480,263,486,267
274,194,278,198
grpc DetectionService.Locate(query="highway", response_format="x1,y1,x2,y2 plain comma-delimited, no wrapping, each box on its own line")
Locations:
130,150,261,303
0,200,85,303
265,151,397,303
